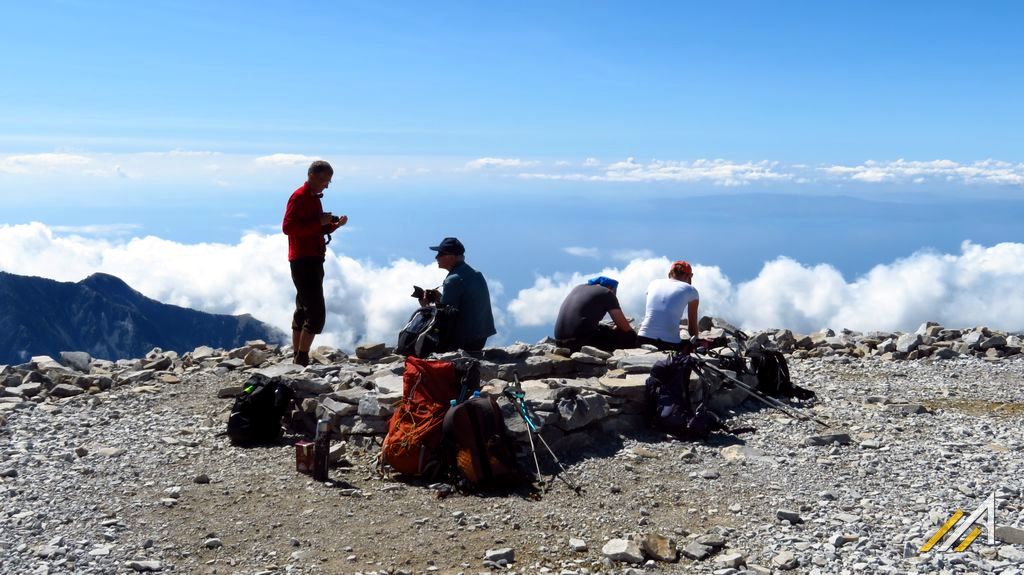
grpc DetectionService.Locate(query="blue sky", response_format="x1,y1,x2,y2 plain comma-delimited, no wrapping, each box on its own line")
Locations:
2,1,1024,351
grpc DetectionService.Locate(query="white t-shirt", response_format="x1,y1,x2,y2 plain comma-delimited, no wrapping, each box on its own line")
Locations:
637,278,699,344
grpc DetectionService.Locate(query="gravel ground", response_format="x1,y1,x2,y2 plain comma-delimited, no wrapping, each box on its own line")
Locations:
2,355,1023,575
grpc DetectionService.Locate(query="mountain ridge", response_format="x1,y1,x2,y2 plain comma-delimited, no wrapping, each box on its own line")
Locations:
0,271,284,363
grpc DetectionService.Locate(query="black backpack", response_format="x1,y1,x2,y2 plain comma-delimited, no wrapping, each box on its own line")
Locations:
749,350,815,400
645,353,720,439
396,306,458,357
441,396,522,489
226,376,295,446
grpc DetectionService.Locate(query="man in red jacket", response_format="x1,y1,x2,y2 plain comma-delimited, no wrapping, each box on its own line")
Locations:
282,160,346,366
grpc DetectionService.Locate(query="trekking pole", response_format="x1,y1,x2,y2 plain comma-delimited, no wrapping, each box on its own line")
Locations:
695,358,831,428
502,372,582,493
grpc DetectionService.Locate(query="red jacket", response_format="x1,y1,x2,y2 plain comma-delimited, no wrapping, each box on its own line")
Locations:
282,183,327,261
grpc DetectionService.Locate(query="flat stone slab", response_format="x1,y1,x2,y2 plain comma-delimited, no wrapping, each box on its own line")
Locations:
252,363,304,379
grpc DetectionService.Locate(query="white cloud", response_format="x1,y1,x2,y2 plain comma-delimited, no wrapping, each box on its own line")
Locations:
253,153,320,168
0,223,476,352
518,157,793,187
562,246,600,258
508,243,1024,336
0,153,92,174
611,249,654,261
464,157,538,170
49,223,143,237
819,159,1024,186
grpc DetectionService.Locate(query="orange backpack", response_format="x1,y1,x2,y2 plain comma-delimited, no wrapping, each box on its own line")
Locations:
381,356,461,478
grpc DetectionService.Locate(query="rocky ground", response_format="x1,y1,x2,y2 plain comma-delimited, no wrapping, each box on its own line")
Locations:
2,340,1024,575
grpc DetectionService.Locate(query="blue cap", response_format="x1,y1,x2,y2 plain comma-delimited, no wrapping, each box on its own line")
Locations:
587,276,619,290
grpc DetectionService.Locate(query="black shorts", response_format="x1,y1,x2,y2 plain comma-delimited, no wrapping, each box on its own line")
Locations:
636,335,686,352
290,258,325,334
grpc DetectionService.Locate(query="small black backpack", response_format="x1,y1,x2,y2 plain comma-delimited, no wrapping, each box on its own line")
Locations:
226,376,295,446
397,305,461,357
749,350,815,400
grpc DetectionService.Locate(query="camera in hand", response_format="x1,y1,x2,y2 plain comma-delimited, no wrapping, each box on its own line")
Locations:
411,285,441,305
330,215,341,224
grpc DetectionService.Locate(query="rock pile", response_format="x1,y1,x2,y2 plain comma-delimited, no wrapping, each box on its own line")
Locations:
746,321,1023,361
2,320,1023,575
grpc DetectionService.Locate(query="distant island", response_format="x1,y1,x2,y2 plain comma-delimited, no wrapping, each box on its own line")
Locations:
0,271,284,363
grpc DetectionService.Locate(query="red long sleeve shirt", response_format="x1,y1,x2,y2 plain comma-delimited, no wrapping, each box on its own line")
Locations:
282,183,327,261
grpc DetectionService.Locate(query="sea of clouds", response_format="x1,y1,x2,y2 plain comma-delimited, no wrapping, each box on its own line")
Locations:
2,222,1023,352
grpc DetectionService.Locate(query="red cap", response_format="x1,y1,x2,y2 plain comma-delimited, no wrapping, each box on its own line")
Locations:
671,260,692,277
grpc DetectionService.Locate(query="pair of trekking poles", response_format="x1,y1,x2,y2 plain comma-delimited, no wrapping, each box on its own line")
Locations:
502,372,583,494
689,329,830,429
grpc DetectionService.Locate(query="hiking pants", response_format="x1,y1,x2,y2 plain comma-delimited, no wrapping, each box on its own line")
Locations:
290,257,326,335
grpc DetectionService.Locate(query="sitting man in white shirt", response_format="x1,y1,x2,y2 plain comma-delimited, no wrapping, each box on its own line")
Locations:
637,260,699,351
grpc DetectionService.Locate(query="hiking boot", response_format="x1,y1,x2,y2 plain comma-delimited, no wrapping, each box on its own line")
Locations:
294,351,310,367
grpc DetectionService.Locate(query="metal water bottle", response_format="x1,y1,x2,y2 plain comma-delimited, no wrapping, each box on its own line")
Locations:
312,418,330,482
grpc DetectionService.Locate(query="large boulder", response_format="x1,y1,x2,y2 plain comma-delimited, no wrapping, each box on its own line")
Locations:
59,351,92,373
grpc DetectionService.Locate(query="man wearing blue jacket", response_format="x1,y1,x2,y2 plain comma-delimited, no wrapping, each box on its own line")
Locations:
420,237,496,352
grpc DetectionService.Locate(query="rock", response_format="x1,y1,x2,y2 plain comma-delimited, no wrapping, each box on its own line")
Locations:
681,542,714,560
216,386,243,398
355,343,387,360
998,545,1024,562
996,525,1024,545
372,374,405,395
244,349,270,366
579,346,613,360
601,539,644,564
119,369,155,384
570,352,606,365
328,442,347,463
777,509,804,524
616,353,668,374
59,351,92,372
555,393,609,430
640,533,678,562
772,551,799,570
95,447,126,457
721,445,772,462
981,335,1007,350
128,561,163,572
50,384,85,398
11,382,42,398
484,548,515,563
714,552,745,569
193,473,210,484
804,432,852,446
145,356,173,371
569,538,588,552
934,347,960,359
895,332,922,353
287,377,333,395
252,363,303,379
598,374,648,403
192,345,217,360
701,470,720,480
204,538,223,549
357,394,397,417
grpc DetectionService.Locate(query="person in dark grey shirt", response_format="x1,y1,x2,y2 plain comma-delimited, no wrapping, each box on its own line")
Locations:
420,237,496,352
553,276,636,352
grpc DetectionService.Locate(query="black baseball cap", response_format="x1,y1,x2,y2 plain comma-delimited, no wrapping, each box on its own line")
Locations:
429,237,465,255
